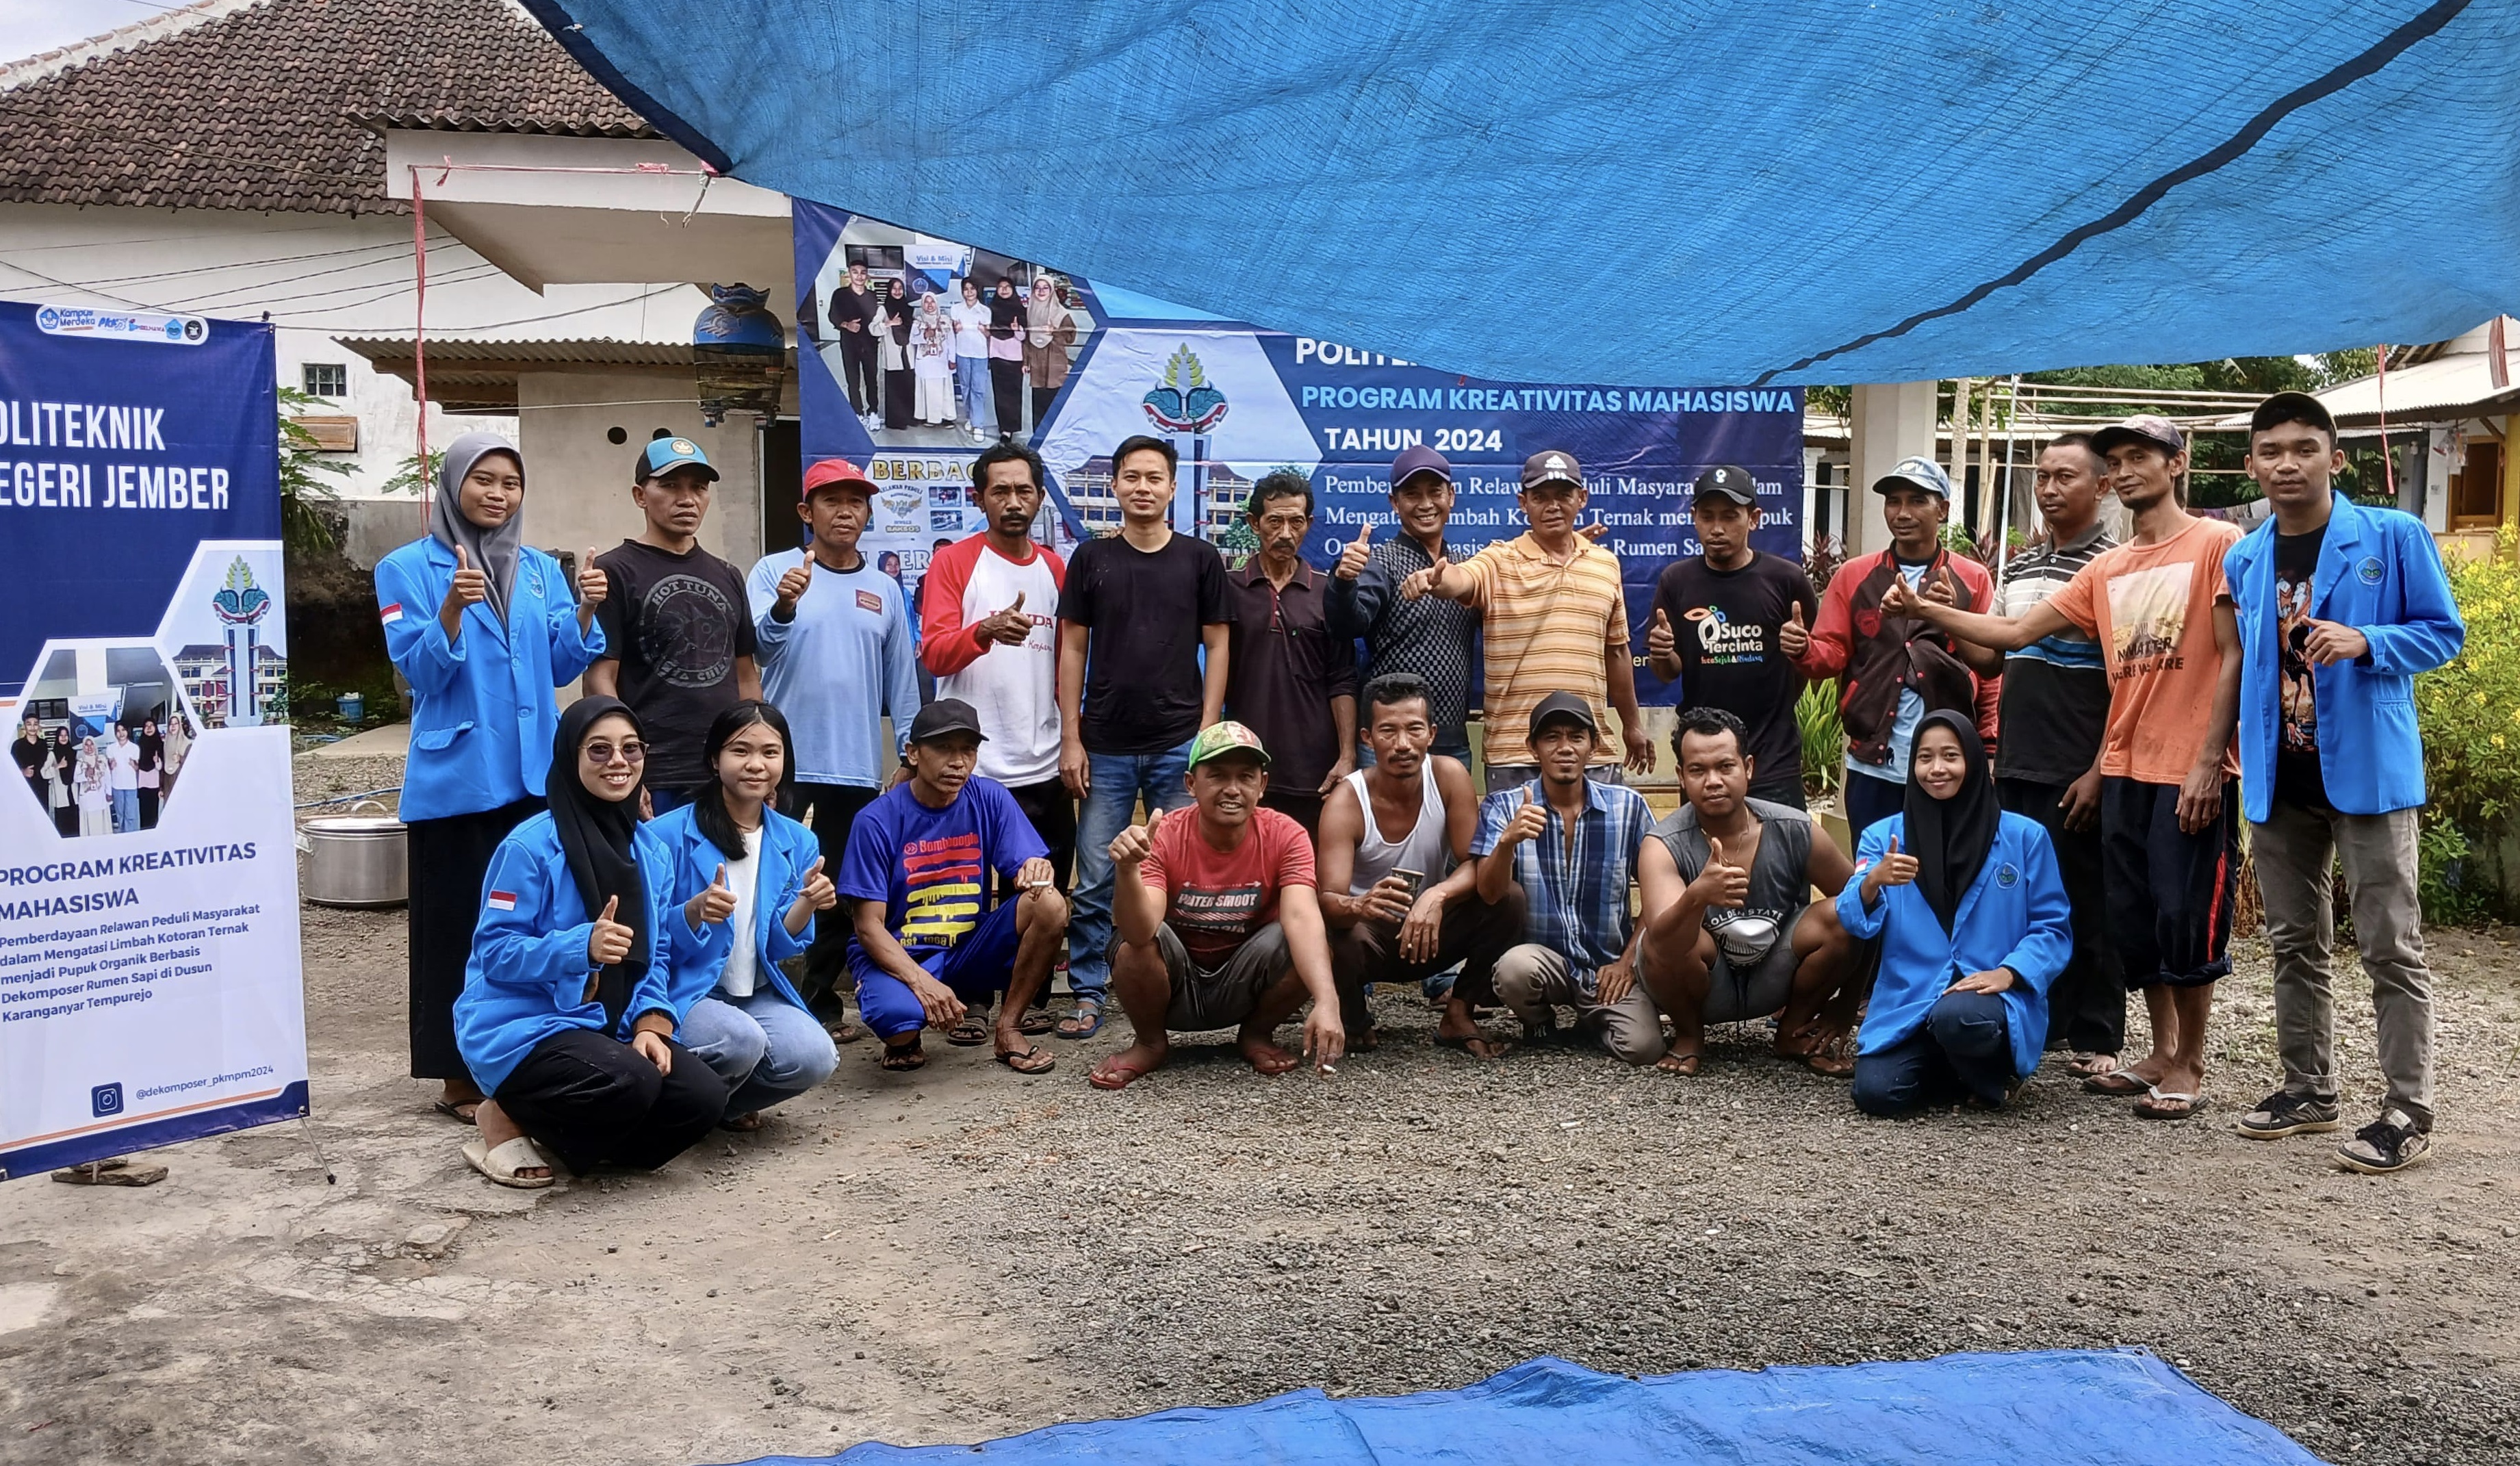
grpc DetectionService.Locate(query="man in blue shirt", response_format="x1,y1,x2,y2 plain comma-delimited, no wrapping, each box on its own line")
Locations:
747,456,923,1025
1472,691,1675,1065
2224,393,2464,1174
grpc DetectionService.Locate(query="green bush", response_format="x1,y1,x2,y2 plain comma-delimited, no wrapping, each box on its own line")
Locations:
1799,680,1842,797
2415,534,2520,922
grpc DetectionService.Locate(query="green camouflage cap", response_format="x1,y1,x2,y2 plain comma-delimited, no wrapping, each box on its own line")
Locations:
1187,720,1270,769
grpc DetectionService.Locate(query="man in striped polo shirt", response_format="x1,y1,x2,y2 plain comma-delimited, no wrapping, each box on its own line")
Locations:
1940,433,2124,1076
1413,449,1654,790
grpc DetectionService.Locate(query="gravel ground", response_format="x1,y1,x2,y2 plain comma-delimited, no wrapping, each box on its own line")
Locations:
1,752,2515,1463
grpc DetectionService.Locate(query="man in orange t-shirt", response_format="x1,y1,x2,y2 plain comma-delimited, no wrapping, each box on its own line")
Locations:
1889,415,2241,1122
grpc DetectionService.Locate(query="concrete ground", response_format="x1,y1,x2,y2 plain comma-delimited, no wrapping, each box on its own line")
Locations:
3,753,2517,1465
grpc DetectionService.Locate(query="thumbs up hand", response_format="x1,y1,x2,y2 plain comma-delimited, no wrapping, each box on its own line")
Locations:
1689,834,1751,908
1500,786,1550,848
1879,573,1922,618
1110,806,1162,869
577,549,612,612
1863,834,1920,902
687,863,738,926
1400,554,1450,602
1335,522,1374,581
1647,606,1677,661
440,543,490,634
799,855,837,912
983,589,1033,646
1923,562,1959,607
1778,601,1810,658
588,894,635,965
775,559,814,613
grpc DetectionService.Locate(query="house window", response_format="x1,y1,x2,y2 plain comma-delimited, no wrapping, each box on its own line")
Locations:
301,363,348,398
2452,441,2502,529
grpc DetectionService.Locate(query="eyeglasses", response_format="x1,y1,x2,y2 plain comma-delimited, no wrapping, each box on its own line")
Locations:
582,741,647,765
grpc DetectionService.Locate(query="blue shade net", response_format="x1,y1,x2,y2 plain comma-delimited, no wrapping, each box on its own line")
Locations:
526,1,2520,387
712,1350,2325,1466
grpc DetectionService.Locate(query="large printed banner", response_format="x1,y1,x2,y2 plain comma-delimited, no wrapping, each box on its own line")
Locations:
0,300,309,1179
793,204,1803,702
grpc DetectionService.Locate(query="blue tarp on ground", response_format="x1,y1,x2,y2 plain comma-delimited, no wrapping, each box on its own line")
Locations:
526,1,2520,386
715,1350,2326,1465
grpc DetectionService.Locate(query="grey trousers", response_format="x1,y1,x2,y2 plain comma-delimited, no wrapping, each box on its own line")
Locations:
1491,942,1667,1065
2250,801,2434,1128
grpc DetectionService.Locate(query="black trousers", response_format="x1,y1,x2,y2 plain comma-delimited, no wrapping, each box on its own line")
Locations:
1999,775,2121,1053
838,330,879,414
494,1028,725,1173
2100,775,2238,989
989,359,1025,439
138,786,159,828
406,797,543,1081
1852,989,2014,1114
1842,770,1903,836
1031,386,1058,431
1329,886,1526,1030
786,780,882,1010
1001,777,1077,895
1259,789,1326,838
884,366,914,429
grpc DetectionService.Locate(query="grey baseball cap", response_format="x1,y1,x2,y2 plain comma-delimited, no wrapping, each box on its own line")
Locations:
1871,455,1953,499
2090,414,2187,459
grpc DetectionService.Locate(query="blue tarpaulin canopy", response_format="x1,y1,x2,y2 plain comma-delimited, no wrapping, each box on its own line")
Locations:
716,1351,2322,1465
525,1,2518,386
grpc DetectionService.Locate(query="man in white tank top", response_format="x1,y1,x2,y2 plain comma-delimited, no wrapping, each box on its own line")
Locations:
1317,673,1527,1057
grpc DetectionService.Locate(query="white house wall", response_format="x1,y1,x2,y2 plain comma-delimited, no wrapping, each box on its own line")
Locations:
515,369,773,573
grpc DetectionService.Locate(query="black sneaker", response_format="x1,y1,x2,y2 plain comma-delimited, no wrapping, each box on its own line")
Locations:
2335,1109,2431,1174
2233,1089,2341,1140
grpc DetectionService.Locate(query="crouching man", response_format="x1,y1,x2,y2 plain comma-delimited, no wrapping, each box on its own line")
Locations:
1089,722,1345,1090
1320,673,1525,1057
1638,707,1863,1076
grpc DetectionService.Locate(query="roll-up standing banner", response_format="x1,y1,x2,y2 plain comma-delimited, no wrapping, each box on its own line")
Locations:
0,300,309,1179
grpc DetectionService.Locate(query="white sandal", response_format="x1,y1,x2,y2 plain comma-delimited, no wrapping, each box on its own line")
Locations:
462,1134,554,1189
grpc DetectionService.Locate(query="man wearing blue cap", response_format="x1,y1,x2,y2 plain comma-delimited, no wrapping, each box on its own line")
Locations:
589,436,761,812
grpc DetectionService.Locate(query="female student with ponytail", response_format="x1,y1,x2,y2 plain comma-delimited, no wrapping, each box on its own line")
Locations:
1836,710,2072,1116
650,701,842,1130
454,697,726,1187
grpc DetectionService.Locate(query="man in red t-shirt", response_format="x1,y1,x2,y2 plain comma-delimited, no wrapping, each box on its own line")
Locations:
1088,722,1345,1090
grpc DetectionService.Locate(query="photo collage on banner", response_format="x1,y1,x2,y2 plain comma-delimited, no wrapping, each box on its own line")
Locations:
793,201,1804,700
0,301,309,1179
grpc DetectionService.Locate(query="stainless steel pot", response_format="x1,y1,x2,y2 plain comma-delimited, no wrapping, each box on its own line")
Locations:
298,799,407,908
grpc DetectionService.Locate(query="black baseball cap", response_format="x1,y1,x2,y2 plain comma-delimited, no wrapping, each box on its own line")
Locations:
2250,391,2336,438
1521,450,1583,492
1528,690,1598,739
1692,465,1758,506
1389,443,1453,490
906,698,987,745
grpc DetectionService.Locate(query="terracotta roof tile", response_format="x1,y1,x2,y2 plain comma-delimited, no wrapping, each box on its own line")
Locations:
0,0,654,217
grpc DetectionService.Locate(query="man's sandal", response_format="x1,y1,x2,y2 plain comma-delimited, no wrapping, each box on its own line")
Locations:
2083,1068,2152,1096
945,1014,990,1046
1056,1001,1103,1040
463,1135,553,1189
994,1045,1055,1075
2134,1088,2207,1120
878,1038,927,1071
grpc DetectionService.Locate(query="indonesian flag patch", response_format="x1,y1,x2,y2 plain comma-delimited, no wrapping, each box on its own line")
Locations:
380,602,404,625
485,890,518,912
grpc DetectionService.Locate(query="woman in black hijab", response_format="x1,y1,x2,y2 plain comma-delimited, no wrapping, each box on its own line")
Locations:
986,277,1027,439
879,277,915,431
453,697,727,1187
1837,710,2072,1116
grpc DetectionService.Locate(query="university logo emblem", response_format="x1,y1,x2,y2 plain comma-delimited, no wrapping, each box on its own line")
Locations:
1996,862,2020,888
212,557,271,626
1142,344,1229,433
2357,556,2384,584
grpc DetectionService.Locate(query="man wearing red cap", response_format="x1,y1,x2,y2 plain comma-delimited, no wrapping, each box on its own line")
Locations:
745,458,924,1025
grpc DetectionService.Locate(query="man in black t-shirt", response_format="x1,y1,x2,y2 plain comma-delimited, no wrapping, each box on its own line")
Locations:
588,437,762,812
1053,434,1231,1038
12,716,45,818
1645,465,1820,808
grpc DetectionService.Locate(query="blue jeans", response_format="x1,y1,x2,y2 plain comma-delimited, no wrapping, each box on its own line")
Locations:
110,787,140,832
1067,741,1195,1007
679,987,838,1118
1851,989,2014,1115
955,355,993,432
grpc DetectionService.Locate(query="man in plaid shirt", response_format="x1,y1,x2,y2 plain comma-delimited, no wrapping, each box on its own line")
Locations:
1328,444,1480,764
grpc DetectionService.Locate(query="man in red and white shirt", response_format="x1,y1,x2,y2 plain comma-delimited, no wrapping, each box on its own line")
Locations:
921,441,1071,891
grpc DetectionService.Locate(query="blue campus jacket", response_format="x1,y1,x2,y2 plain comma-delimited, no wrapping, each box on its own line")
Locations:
647,802,818,1019
2224,495,2463,823
1837,812,2072,1080
375,537,604,822
453,812,691,1096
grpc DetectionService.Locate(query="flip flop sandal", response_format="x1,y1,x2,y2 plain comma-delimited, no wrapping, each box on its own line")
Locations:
463,1135,554,1189
945,1014,990,1046
1655,1052,1703,1076
878,1038,928,1072
994,1045,1056,1075
1087,1059,1148,1091
433,1098,479,1125
2083,1068,2152,1096
1056,1002,1104,1040
2068,1053,2122,1079
2134,1088,2208,1121
823,1017,867,1045
1016,1007,1057,1037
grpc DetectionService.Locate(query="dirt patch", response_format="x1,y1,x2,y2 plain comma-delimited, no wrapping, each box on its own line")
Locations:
1,757,2515,1463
